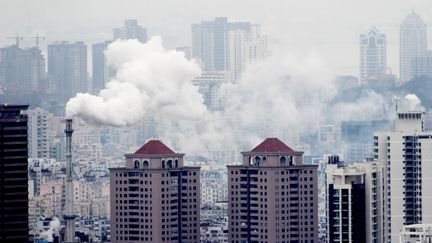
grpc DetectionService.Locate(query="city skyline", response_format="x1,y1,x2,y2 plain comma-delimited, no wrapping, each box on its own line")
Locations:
1,1,432,75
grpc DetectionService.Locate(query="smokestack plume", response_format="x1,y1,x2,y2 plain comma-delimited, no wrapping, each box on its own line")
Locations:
65,37,205,127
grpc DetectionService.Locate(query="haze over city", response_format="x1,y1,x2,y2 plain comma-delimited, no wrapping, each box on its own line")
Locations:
1,1,432,242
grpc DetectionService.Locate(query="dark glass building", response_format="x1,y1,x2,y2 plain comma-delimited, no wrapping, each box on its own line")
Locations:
0,104,29,242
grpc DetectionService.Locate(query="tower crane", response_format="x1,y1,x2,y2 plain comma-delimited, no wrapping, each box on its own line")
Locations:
5,34,23,47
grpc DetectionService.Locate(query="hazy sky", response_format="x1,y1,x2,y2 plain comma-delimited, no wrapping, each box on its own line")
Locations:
1,0,432,75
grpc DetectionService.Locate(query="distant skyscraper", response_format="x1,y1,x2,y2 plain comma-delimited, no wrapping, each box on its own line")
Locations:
400,11,428,83
48,41,88,99
110,140,200,243
0,46,45,92
191,21,213,70
227,24,267,81
212,17,229,71
0,104,29,242
374,109,432,242
359,26,386,85
92,41,112,92
192,17,267,79
113,19,147,43
227,138,318,242
326,155,383,243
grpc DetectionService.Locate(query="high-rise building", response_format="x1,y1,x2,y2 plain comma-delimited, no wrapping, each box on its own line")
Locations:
227,138,318,242
374,109,432,242
48,41,88,98
92,41,113,92
191,20,214,70
326,155,383,243
359,26,386,85
27,108,53,159
400,11,427,83
0,45,45,92
227,24,268,80
0,104,29,241
110,140,200,243
192,18,267,79
113,19,147,43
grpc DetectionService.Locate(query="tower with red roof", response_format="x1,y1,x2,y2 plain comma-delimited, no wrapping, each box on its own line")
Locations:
227,137,318,242
110,140,200,243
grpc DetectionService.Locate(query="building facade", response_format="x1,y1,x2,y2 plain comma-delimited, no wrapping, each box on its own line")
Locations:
110,140,200,243
48,41,88,99
359,26,386,85
192,18,267,80
92,41,113,92
326,156,383,243
0,104,29,241
399,224,432,243
411,51,432,78
227,138,318,242
0,45,45,93
400,11,428,83
374,109,432,242
27,108,53,159
113,19,147,43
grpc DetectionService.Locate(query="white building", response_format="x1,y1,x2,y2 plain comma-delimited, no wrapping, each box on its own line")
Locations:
360,26,386,85
400,11,428,83
399,224,432,243
326,156,383,243
227,24,267,81
192,18,267,79
374,110,432,242
27,108,54,158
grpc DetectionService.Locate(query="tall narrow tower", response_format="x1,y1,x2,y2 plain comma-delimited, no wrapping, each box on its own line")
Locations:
400,11,427,82
64,119,75,242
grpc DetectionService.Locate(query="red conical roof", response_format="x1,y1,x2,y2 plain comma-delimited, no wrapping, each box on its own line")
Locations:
251,138,294,153
134,140,175,155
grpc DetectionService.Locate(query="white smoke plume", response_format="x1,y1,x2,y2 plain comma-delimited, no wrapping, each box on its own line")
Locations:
39,217,60,242
66,36,392,159
66,37,206,127
401,94,423,111
157,50,336,155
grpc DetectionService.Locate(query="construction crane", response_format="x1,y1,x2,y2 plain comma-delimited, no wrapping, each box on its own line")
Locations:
6,34,23,47
28,34,46,48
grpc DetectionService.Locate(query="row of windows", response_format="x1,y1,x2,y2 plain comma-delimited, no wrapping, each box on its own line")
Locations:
115,180,152,185
116,172,153,177
115,212,152,217
116,222,152,227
